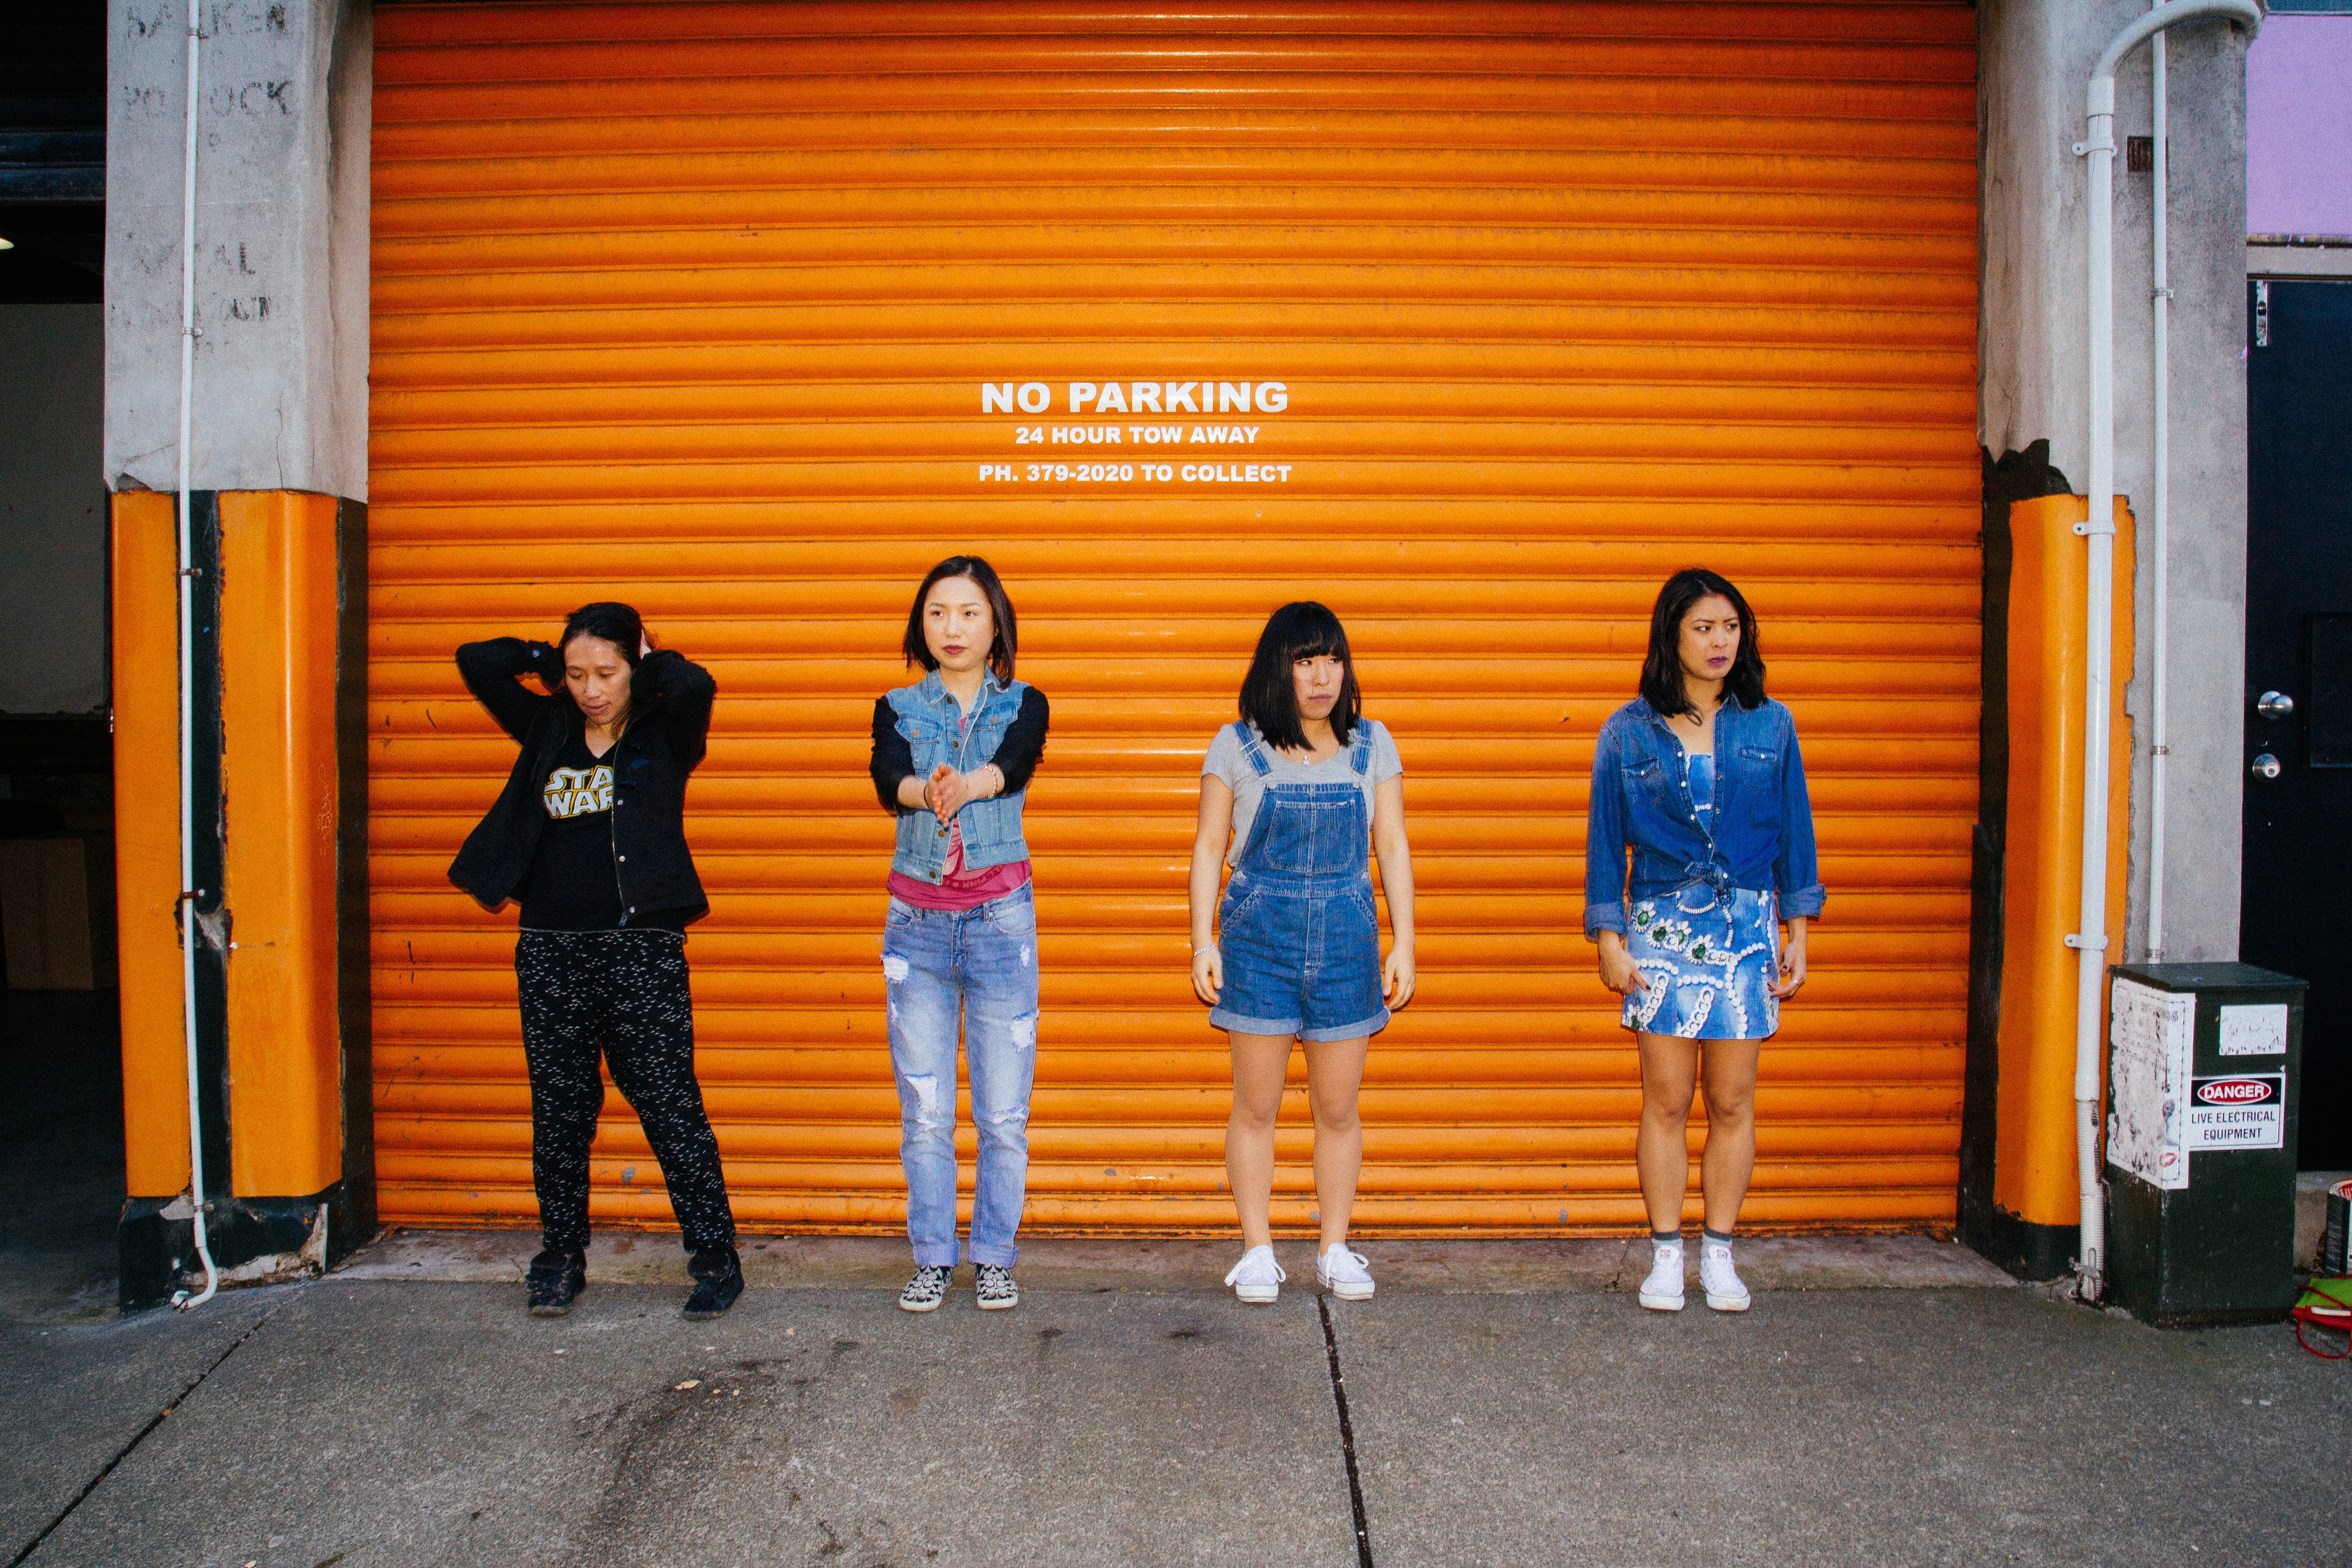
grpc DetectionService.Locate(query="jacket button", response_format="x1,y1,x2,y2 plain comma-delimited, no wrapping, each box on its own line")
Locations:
937,828,947,838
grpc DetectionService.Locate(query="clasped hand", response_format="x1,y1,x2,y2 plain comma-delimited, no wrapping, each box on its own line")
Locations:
922,762,993,823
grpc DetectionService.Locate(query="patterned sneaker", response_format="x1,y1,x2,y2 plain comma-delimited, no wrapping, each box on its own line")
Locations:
898,1264,953,1313
1223,1244,1285,1305
975,1264,1019,1311
682,1245,744,1320
1315,1244,1375,1301
526,1247,587,1318
1637,1240,1686,1312
1700,1239,1751,1312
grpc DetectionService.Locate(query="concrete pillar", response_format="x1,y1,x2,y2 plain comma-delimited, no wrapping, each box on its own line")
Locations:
104,0,372,1309
106,0,369,497
1969,0,2256,1278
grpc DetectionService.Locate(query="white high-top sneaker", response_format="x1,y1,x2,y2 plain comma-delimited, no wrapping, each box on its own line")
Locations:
1700,1238,1751,1312
1637,1238,1686,1311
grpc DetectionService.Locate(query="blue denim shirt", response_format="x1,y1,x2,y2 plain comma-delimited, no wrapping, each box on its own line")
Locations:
1583,696,1825,940
886,671,1035,883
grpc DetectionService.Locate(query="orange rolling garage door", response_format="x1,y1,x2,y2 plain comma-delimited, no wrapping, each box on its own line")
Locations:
369,2,1980,1235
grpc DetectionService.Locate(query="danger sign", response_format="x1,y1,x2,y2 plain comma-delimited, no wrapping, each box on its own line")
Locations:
2184,1074,2287,1152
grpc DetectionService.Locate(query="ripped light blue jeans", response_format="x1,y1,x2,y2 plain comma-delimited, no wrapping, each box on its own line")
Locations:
882,883,1041,1267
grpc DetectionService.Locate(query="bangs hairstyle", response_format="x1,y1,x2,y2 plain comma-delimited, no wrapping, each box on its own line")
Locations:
556,600,650,712
1640,568,1767,719
1239,601,1361,751
902,555,1018,684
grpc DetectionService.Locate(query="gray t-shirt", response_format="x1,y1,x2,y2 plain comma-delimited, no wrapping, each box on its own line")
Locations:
1201,719,1403,867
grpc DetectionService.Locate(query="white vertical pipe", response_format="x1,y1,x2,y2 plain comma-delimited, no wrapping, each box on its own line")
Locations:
2146,27,2171,965
2078,0,2262,1302
173,0,217,1313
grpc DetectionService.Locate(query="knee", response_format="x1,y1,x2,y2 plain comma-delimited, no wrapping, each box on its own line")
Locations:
1229,1094,1281,1134
1310,1091,1361,1135
1703,1084,1756,1127
897,1073,954,1143
975,1098,1030,1149
1642,1081,1696,1124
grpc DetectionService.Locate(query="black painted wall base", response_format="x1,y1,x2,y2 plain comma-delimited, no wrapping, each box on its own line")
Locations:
118,1178,374,1312
1959,1191,2079,1283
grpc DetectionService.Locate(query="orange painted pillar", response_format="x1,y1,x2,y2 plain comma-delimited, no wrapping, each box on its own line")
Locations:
112,491,194,1198
1994,494,2135,1234
110,488,371,1308
218,492,353,1199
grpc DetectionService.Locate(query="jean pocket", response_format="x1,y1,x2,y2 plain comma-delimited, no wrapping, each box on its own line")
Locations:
983,890,1037,938
885,897,916,929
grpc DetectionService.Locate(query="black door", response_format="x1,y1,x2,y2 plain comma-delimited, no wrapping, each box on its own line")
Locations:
2245,277,2352,1171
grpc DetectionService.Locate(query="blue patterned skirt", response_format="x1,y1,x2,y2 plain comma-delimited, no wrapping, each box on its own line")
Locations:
1620,884,1782,1041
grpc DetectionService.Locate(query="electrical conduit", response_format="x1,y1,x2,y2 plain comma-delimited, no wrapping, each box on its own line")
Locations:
172,2,217,1313
2075,0,2261,1300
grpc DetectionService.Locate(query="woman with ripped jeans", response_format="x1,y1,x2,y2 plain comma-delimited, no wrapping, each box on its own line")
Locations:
867,557,1050,1313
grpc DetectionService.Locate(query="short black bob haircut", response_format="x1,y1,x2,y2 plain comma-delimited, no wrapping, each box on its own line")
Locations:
902,555,1018,684
1640,568,1767,719
1239,601,1361,752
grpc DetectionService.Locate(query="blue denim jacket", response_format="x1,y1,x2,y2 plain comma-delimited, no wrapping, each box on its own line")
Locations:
1583,696,1825,940
886,671,1034,883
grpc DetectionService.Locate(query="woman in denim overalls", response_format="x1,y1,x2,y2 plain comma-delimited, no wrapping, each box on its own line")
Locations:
867,558,1050,1313
1586,568,1823,1315
1190,603,1416,1305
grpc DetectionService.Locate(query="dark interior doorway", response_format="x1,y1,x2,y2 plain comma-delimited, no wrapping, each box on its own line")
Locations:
2244,276,2352,1171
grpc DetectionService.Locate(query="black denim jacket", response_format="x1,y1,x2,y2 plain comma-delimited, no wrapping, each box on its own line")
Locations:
447,638,715,925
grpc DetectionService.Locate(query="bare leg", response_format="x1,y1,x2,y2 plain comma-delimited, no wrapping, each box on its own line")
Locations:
1636,1031,1700,1234
1698,1038,1761,1234
1303,1035,1370,1251
1225,1032,1295,1250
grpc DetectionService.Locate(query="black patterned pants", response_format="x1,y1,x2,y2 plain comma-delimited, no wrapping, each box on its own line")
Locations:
515,930,735,1254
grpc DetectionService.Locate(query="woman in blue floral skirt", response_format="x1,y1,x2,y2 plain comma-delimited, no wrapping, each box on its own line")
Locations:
1585,568,1823,1315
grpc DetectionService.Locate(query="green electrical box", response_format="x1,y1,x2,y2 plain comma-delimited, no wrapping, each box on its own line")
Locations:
2105,962,2308,1328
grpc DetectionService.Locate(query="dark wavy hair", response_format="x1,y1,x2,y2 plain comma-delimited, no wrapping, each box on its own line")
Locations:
554,601,648,709
903,556,1017,684
1239,601,1360,751
1640,568,1766,718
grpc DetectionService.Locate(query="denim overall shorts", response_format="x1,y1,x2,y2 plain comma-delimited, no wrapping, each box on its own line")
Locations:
1208,723,1391,1043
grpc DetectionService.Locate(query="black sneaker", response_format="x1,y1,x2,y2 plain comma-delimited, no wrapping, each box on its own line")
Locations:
683,1245,744,1320
527,1247,586,1317
898,1264,953,1313
975,1263,1019,1310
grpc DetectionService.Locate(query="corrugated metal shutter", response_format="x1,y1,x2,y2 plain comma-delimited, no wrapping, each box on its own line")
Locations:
370,1,1979,1234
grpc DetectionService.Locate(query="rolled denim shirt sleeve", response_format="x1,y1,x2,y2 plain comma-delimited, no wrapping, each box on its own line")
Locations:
1582,719,1630,941
1774,721,1826,919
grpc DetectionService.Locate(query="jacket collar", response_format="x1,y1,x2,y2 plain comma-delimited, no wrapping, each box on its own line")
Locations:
915,668,1011,709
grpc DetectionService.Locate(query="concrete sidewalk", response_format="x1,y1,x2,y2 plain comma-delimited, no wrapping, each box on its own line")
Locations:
4,1233,2346,1568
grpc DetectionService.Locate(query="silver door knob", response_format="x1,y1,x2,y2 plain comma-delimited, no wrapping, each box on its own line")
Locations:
2251,752,2283,779
2257,691,2294,720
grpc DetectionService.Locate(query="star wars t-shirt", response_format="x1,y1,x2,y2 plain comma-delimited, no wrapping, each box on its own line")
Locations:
515,730,686,931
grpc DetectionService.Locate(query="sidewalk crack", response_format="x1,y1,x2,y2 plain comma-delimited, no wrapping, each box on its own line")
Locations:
8,1306,280,1567
1317,1294,1376,1568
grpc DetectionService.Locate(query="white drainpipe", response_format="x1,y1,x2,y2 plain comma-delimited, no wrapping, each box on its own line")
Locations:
2146,22,2171,966
2073,0,2261,1301
172,2,218,1313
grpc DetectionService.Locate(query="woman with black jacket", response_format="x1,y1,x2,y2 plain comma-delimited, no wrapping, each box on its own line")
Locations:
449,602,742,1320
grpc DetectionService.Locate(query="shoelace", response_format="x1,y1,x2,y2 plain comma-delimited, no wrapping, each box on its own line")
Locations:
1224,1249,1286,1287
1322,1247,1370,1279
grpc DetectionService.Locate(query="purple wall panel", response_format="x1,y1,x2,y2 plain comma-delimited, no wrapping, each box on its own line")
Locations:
2247,16,2352,237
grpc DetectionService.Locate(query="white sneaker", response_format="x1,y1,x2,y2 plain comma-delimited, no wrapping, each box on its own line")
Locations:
1223,1244,1285,1304
1637,1240,1686,1311
1700,1240,1751,1312
1316,1244,1375,1301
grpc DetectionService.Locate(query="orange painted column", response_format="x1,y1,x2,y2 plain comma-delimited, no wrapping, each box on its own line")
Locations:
218,492,350,1198
1994,494,2135,1231
112,491,193,1196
